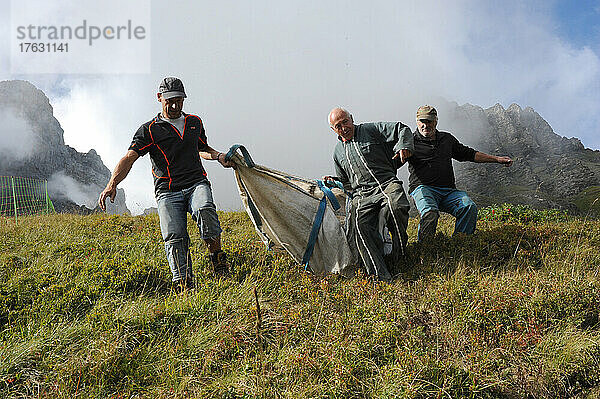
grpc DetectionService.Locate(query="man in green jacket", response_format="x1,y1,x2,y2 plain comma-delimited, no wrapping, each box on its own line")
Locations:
324,107,414,281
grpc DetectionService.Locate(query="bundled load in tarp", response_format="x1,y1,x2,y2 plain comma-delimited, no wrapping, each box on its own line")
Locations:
225,145,357,277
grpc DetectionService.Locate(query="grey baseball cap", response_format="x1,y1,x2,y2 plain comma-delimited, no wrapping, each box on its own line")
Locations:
158,77,187,99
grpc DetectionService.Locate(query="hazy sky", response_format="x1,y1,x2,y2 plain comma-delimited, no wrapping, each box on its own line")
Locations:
1,0,599,214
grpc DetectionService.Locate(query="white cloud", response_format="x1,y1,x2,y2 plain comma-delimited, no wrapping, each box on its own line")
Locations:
0,110,36,161
50,77,157,214
47,171,98,208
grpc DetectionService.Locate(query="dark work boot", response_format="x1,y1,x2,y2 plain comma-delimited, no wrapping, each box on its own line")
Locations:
209,251,231,277
173,277,195,294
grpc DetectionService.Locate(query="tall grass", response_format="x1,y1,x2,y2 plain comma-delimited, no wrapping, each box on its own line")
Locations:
0,206,599,398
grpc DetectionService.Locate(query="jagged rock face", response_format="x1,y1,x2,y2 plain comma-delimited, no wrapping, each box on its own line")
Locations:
435,101,600,212
0,80,128,214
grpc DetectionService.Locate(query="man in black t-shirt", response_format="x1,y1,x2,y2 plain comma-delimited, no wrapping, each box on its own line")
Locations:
407,105,513,241
99,77,234,291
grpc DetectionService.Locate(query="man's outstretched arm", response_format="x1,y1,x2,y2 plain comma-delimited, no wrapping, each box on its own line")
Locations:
474,151,513,167
375,122,414,164
98,150,140,211
199,146,235,168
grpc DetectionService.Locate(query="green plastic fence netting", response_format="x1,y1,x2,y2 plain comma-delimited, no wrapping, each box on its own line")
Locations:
0,176,55,221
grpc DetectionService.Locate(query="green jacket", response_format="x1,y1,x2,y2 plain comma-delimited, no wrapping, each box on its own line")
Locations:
333,122,414,195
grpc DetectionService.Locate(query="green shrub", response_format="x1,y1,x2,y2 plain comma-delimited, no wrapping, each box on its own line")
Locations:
479,203,569,224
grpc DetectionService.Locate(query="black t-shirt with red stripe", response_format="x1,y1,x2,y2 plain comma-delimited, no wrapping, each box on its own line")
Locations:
129,112,209,196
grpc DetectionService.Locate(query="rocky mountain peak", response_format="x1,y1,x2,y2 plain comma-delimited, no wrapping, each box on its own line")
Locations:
437,100,600,212
0,80,128,214
489,103,505,113
0,80,64,148
507,103,522,113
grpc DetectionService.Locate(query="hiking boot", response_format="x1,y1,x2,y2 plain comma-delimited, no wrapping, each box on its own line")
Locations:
210,251,231,277
173,277,195,294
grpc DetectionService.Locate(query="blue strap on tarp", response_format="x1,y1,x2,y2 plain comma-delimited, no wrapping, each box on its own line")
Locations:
317,179,341,211
324,178,352,198
225,144,255,167
225,144,265,244
301,180,341,269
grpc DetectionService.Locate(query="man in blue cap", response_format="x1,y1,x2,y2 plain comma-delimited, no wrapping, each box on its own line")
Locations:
99,77,234,292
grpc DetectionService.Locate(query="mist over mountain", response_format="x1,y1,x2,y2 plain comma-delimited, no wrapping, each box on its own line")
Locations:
434,100,600,214
0,80,128,214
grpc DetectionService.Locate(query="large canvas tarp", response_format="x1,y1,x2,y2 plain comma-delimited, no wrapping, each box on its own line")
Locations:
226,145,357,277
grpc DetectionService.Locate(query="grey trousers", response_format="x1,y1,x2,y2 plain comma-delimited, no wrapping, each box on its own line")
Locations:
347,181,410,281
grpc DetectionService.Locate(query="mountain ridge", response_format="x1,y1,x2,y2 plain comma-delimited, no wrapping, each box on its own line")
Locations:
435,99,600,214
0,80,128,214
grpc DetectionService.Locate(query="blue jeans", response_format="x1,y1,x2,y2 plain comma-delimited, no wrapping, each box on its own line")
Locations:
410,185,477,241
156,180,222,282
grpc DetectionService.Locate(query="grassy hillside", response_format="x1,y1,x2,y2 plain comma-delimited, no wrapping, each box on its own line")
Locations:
573,186,600,217
0,206,599,398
